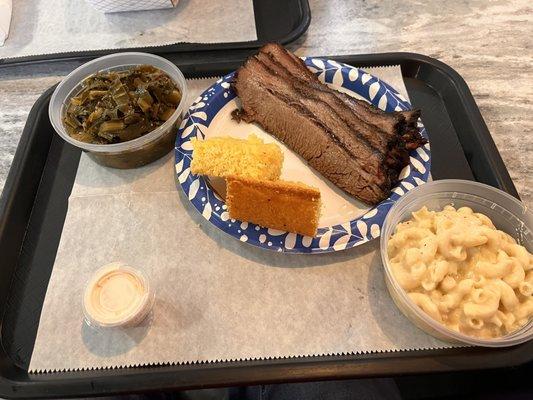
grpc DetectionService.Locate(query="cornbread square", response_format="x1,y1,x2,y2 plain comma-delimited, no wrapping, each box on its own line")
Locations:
191,134,283,180
226,176,321,237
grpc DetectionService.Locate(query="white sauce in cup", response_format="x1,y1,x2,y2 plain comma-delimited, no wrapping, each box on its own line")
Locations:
83,262,153,328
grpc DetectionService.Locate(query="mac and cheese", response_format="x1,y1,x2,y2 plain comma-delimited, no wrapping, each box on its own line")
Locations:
388,205,533,339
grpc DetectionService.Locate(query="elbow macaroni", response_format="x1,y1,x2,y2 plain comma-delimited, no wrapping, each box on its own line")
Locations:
388,205,533,339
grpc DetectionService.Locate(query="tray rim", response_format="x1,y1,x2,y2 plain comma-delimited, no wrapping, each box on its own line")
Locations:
0,0,311,68
0,51,527,398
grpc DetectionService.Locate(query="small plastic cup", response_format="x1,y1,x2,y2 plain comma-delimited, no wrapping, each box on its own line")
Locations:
83,262,155,329
49,52,188,169
380,179,533,347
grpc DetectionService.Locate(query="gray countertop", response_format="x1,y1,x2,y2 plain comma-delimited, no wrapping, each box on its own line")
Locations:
0,0,531,205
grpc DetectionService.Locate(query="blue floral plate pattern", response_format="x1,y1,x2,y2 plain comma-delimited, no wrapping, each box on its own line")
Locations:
175,57,431,253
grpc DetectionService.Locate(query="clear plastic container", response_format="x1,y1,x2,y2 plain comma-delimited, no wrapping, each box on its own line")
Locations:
83,262,155,329
49,52,188,168
380,179,533,347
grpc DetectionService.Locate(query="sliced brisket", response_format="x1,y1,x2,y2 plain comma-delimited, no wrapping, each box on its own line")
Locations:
255,51,407,168
259,45,425,145
234,63,389,203
258,45,410,138
232,44,426,205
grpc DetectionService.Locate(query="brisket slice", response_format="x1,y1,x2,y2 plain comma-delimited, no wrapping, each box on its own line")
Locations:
242,57,388,179
260,43,318,83
259,44,425,148
255,52,408,170
231,44,427,205
256,52,391,151
233,62,389,203
259,45,405,135
256,45,425,167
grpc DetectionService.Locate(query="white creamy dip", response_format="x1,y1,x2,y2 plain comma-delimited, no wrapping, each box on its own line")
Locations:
83,262,152,327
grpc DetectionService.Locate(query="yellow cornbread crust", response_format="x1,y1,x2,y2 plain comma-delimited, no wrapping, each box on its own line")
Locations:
226,176,321,237
190,134,283,180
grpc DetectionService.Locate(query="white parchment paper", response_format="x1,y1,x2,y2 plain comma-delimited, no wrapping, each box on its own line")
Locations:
29,69,453,373
0,0,256,59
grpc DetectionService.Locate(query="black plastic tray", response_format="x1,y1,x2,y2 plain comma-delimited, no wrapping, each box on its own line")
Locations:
0,52,530,398
0,0,311,67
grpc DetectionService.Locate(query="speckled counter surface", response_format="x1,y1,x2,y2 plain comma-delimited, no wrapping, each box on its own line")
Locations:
0,0,531,204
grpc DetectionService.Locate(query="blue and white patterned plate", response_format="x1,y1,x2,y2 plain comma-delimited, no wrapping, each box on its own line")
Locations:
175,57,431,253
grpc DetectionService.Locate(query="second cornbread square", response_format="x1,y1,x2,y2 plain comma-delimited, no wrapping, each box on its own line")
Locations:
226,176,321,237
